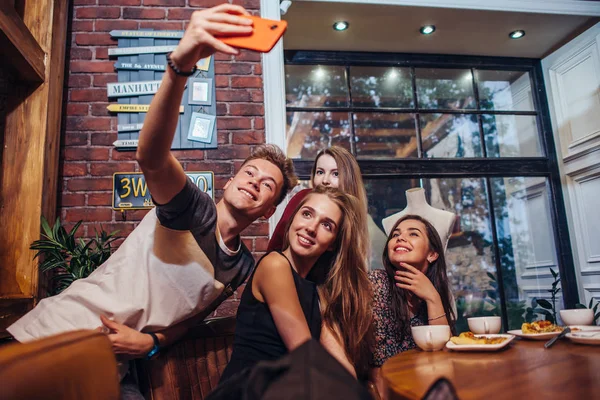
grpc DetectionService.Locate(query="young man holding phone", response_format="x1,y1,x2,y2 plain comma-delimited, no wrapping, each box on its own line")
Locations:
8,4,296,395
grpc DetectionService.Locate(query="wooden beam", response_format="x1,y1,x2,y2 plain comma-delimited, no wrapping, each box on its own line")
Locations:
0,2,45,82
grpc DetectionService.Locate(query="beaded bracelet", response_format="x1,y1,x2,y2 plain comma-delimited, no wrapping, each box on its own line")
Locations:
428,312,446,322
166,52,197,77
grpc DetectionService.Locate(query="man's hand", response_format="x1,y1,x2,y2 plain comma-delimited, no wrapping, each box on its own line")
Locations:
99,315,154,360
170,4,253,71
394,263,441,305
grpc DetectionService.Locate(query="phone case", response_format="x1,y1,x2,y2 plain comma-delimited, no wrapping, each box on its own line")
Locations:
219,16,287,53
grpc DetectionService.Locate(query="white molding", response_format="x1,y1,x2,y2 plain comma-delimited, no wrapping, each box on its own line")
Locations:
261,0,289,237
293,0,600,16
571,167,600,274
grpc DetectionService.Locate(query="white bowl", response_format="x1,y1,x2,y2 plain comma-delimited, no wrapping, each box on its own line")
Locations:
467,316,502,334
560,309,594,326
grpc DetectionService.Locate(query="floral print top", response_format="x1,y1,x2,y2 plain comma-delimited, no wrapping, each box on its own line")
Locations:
369,269,427,367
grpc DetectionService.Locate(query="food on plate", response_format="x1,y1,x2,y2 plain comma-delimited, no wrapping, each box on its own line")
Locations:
521,320,563,334
450,331,507,345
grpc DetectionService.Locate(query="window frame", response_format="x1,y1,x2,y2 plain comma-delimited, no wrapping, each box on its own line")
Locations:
284,50,579,327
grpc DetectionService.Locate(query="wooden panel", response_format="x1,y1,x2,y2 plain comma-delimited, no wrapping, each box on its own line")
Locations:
0,2,45,82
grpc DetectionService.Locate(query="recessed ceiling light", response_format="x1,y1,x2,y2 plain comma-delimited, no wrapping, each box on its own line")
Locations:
509,30,525,39
333,21,349,31
420,25,436,35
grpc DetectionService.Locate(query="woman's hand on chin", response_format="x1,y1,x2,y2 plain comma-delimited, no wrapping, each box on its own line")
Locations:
394,263,441,304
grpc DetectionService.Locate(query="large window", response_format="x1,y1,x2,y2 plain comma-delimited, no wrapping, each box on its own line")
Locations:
284,51,576,331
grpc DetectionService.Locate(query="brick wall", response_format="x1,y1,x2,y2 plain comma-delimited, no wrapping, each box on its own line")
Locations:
61,0,265,317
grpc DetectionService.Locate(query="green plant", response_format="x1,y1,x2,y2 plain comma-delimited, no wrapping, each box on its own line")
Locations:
30,217,119,295
525,268,560,324
575,297,600,325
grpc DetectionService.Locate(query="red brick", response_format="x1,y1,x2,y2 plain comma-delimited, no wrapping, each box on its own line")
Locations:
215,63,253,75
91,103,111,116
216,103,227,116
216,89,251,102
253,117,264,130
231,0,260,9
68,75,91,88
255,237,269,252
144,0,185,6
91,131,118,146
215,76,229,88
62,163,88,177
214,52,232,62
70,61,115,73
59,193,86,207
70,88,107,102
66,116,112,131
70,48,93,60
232,130,264,145
75,33,115,46
205,145,251,160
76,7,121,19
96,222,137,236
118,209,150,221
139,21,183,30
241,237,253,250
74,0,96,4
234,50,260,62
64,147,110,161
96,48,110,59
99,0,140,4
93,74,117,87
250,90,263,102
64,132,89,146
95,20,139,31
185,162,231,175
72,21,94,32
243,221,269,236
217,117,252,130
189,0,227,7
68,177,113,191
231,76,262,88
67,104,89,116
111,150,138,161
87,192,113,206
166,8,193,20
91,162,136,176
65,208,113,222
123,8,165,19
217,131,230,145
253,63,262,75
229,103,263,116
170,149,204,160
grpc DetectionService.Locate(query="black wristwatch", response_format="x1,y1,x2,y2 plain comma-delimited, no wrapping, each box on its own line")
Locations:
145,332,160,360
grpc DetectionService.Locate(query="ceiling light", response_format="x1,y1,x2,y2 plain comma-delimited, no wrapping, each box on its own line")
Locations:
509,30,525,39
333,21,349,31
420,25,436,35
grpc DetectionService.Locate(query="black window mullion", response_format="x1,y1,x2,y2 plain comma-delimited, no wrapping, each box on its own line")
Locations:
286,106,538,116
411,67,423,158
346,66,357,156
471,68,488,158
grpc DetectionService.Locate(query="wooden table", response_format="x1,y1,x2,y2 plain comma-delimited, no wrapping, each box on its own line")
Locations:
382,338,600,399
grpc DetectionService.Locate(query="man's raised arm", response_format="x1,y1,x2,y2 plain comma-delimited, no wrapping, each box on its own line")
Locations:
136,4,252,205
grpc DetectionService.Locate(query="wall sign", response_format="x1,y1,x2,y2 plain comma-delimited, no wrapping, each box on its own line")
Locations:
113,172,214,210
108,30,217,152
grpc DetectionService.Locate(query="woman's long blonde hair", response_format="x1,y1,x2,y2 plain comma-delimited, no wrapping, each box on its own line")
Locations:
311,146,370,266
283,186,373,380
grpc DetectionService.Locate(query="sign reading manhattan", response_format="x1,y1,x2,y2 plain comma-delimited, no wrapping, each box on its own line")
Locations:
107,80,161,98
113,172,214,210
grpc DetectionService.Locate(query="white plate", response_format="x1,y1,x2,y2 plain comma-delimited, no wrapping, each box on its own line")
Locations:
506,329,562,340
445,334,516,352
566,327,600,345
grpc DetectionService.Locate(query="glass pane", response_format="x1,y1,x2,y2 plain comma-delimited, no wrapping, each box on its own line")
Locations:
483,114,543,157
416,68,475,110
420,114,482,158
285,112,352,159
349,67,414,108
364,178,419,270
423,178,498,334
476,70,534,111
285,65,349,107
354,113,417,159
490,177,560,329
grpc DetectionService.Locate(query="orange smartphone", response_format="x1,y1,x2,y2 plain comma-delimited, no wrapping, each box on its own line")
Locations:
219,15,287,53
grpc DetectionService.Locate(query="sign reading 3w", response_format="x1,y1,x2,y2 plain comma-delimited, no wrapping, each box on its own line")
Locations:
113,172,214,210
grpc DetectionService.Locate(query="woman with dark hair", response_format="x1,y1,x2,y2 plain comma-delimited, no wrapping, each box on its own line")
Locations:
369,214,456,395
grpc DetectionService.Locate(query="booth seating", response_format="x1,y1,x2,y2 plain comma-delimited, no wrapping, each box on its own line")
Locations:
137,316,236,400
0,330,119,400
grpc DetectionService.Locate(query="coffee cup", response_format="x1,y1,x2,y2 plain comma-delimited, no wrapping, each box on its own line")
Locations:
467,316,501,334
411,325,451,351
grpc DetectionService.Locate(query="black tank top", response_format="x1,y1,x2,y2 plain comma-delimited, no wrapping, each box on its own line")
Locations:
220,251,322,382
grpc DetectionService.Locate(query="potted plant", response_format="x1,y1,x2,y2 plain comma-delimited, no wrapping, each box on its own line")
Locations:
30,217,119,295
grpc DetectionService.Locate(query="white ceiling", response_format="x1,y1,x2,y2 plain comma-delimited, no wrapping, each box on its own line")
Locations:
282,1,599,58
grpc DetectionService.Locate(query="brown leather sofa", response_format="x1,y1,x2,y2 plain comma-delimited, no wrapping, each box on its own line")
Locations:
0,330,120,400
137,316,236,400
